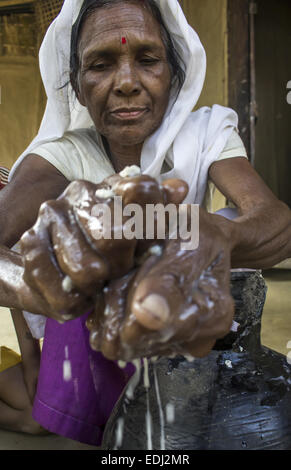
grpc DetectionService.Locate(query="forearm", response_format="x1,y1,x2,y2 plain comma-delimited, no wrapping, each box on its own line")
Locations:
212,200,291,269
1,250,41,370
208,157,291,269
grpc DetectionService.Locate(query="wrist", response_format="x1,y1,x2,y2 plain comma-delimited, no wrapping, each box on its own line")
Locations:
0,245,47,314
17,273,48,316
208,212,240,252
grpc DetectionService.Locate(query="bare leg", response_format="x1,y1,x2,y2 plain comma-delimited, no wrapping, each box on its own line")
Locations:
0,363,47,434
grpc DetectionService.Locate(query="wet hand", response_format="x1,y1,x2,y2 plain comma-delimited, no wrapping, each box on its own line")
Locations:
87,208,235,361
19,171,187,321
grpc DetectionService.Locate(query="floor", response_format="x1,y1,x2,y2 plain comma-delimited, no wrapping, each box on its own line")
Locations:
0,309,98,450
261,268,291,355
0,268,290,449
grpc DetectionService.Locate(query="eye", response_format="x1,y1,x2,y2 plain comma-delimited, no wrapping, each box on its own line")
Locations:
89,58,115,71
90,63,108,71
139,57,160,65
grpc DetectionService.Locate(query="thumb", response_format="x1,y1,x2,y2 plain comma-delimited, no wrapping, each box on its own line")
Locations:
132,292,171,330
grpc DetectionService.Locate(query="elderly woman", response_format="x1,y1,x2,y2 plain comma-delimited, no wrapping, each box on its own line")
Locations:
0,0,290,446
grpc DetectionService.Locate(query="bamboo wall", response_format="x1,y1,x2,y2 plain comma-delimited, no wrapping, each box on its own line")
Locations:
0,0,62,170
0,9,44,169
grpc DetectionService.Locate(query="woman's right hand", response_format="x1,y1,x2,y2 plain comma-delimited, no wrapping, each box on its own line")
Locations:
19,174,188,322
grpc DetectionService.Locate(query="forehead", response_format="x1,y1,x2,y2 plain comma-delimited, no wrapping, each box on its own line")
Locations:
78,2,165,54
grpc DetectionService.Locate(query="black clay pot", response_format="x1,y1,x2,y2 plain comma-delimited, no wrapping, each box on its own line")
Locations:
102,271,291,450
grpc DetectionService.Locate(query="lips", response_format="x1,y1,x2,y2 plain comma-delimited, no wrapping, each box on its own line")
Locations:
110,107,148,120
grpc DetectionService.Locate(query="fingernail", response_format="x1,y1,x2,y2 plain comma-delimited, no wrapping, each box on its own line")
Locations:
62,275,74,293
62,314,74,321
134,294,170,330
90,330,98,342
118,360,127,369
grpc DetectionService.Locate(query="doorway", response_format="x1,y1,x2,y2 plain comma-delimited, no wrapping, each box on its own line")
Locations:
254,0,291,207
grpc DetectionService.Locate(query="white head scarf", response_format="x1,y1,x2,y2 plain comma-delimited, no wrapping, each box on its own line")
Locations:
10,0,238,206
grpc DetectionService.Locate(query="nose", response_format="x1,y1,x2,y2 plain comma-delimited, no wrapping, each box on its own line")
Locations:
113,60,141,97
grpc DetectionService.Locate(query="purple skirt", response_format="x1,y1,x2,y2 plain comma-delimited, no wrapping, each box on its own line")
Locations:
32,313,135,446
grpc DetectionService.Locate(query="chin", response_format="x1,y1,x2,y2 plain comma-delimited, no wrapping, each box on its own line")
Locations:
105,131,150,148
115,124,160,145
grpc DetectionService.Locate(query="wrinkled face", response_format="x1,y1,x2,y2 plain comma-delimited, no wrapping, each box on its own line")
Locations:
76,2,172,149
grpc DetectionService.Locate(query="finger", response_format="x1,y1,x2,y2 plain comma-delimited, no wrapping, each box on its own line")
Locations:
88,271,137,360
131,241,234,355
112,175,165,206
97,283,125,360
57,179,99,206
119,258,178,356
20,201,92,320
193,251,235,340
132,293,170,330
195,290,235,341
51,207,108,294
86,292,106,350
181,337,217,358
58,179,137,280
74,197,137,279
130,242,189,331
161,178,189,204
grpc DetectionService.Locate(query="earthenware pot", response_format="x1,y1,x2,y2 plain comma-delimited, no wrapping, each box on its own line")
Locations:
102,271,291,450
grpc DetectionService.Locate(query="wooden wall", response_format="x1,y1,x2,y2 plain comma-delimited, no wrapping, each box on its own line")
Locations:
254,0,291,207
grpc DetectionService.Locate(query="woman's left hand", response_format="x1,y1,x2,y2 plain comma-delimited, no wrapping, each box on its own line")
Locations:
86,208,235,361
